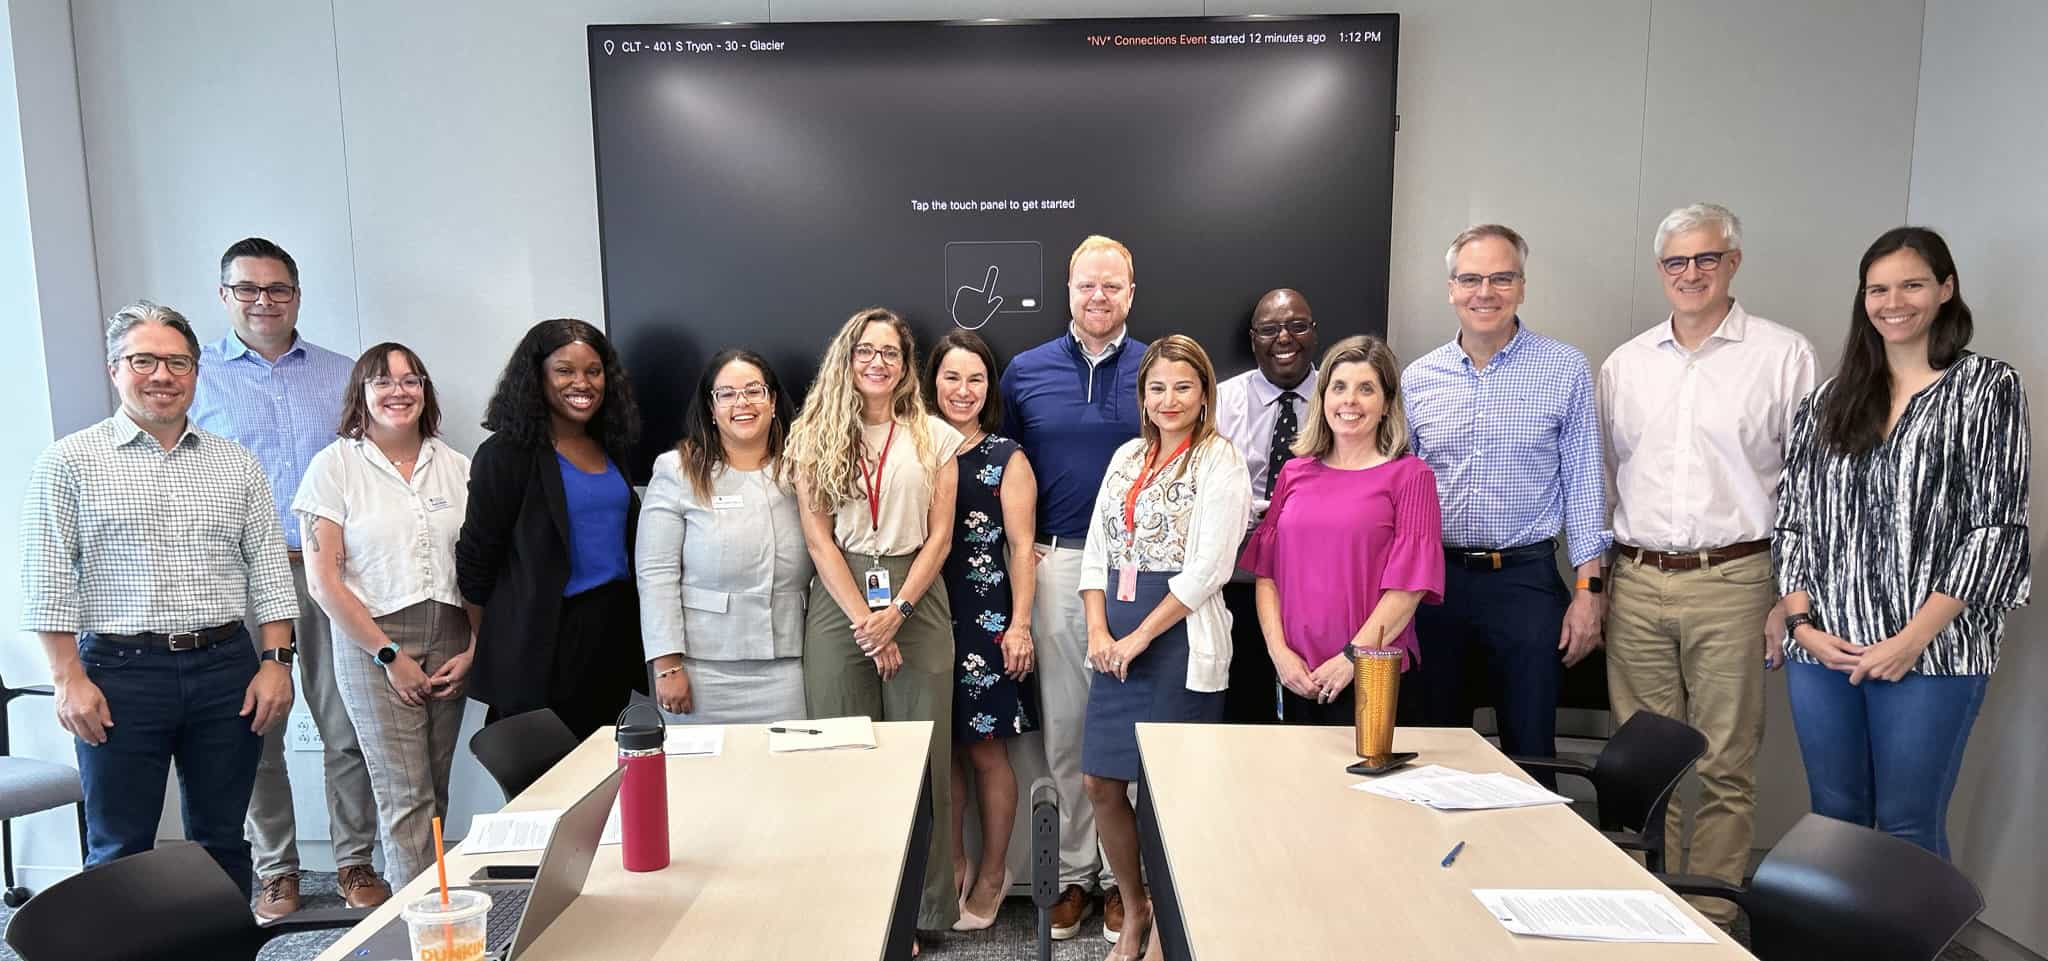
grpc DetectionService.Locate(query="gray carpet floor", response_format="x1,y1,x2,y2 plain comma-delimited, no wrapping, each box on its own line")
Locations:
0,870,1992,960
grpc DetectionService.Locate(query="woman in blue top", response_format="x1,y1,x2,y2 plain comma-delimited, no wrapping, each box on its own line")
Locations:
457,319,647,740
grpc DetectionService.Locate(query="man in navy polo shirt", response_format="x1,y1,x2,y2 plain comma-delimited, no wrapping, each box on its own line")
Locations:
1000,234,1145,943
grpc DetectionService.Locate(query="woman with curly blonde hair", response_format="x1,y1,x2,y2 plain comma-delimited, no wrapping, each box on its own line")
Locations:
787,306,962,934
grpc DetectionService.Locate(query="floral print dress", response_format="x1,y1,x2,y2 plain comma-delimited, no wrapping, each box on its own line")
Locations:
944,435,1038,741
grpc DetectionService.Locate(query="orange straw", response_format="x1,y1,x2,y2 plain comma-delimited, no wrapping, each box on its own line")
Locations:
432,816,453,957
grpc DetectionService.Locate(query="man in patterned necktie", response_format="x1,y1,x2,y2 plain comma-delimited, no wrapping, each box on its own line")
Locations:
1214,288,1320,723
1400,225,1611,771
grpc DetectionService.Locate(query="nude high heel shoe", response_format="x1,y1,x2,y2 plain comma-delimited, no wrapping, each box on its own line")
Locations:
951,867,1013,931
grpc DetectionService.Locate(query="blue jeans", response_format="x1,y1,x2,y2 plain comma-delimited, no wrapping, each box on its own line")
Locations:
74,630,265,895
1786,661,1989,858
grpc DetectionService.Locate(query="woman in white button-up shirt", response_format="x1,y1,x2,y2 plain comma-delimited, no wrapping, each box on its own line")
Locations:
295,343,473,890
636,349,814,723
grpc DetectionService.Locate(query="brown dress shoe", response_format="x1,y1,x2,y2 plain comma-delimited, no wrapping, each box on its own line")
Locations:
1048,884,1095,940
1103,886,1125,943
337,864,393,909
252,871,301,920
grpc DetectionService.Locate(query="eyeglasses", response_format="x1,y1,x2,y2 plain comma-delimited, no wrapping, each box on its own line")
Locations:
711,384,772,407
1452,271,1524,291
120,352,196,376
224,283,300,303
852,345,903,366
1252,320,1316,339
1071,281,1128,298
367,375,428,392
1658,251,1731,275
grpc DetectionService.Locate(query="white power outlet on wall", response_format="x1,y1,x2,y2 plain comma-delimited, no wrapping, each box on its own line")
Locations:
285,713,324,752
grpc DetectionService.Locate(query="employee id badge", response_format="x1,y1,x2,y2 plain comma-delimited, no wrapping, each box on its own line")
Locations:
1116,562,1138,603
864,564,893,609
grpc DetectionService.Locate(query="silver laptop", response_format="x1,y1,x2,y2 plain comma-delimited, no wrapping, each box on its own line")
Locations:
351,767,624,960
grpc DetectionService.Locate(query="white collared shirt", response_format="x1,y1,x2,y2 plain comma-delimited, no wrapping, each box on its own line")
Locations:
292,436,471,617
1214,365,1316,520
1069,321,1128,367
1598,301,1817,552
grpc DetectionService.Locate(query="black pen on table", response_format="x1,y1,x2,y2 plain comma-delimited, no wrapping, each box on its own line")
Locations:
771,726,823,735
1440,841,1466,868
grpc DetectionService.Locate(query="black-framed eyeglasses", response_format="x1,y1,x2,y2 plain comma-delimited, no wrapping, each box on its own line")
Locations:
224,283,300,303
1452,271,1523,291
852,345,903,366
121,352,196,376
1658,251,1731,275
1252,320,1316,339
367,375,428,392
711,384,772,407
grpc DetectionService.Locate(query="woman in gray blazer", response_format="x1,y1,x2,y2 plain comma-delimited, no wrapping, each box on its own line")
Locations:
637,349,813,723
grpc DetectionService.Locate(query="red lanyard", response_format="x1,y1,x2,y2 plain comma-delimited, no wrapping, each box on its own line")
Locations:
1123,436,1193,535
861,419,897,537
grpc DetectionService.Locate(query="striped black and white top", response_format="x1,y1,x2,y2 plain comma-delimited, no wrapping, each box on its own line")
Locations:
1773,353,2031,675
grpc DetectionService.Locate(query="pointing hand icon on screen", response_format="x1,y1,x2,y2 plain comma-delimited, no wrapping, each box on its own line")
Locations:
951,266,1004,330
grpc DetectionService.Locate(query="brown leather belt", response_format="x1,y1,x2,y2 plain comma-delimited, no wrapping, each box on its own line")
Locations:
1616,539,1770,572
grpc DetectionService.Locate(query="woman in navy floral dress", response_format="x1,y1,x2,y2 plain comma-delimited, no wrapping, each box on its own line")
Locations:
924,330,1039,931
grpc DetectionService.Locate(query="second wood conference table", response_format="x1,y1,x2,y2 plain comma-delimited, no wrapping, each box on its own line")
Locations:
313,721,932,961
1135,724,1760,959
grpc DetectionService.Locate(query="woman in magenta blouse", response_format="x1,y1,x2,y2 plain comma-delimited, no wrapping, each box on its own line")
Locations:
1239,335,1445,724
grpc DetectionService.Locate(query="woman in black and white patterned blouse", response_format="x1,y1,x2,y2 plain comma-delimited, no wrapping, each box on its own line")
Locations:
1774,226,2031,858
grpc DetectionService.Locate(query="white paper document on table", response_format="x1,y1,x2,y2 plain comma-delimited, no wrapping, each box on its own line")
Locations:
1473,889,1715,943
1351,764,1572,810
466,807,624,854
664,725,724,756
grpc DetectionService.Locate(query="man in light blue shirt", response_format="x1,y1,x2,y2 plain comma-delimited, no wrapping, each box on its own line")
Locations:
1400,224,1610,767
189,238,385,917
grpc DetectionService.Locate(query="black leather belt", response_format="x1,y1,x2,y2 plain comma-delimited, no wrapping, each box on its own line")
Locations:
1033,533,1084,550
1444,541,1556,571
94,622,242,652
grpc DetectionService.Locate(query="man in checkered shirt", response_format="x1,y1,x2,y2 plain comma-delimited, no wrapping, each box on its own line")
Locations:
1398,224,1612,771
19,302,298,897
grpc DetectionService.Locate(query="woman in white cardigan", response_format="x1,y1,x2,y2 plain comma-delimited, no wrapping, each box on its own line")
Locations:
1078,334,1251,961
636,348,814,723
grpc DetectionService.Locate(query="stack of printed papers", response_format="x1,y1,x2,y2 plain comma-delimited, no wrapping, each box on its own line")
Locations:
1473,889,1715,943
1350,764,1572,810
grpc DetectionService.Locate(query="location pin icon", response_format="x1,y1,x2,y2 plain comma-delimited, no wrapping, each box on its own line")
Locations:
603,40,615,55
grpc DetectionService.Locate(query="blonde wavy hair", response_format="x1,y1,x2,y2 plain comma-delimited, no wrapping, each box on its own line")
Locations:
787,307,942,513
1136,333,1220,483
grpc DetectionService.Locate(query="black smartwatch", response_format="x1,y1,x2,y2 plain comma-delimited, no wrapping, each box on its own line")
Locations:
374,642,400,667
1784,612,1819,638
897,598,917,618
1576,575,1606,595
258,646,295,666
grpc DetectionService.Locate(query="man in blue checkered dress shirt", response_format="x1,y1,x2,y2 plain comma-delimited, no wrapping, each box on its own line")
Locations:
1398,224,1611,766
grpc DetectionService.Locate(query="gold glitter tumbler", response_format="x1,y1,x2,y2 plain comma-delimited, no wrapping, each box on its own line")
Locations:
1353,648,1402,760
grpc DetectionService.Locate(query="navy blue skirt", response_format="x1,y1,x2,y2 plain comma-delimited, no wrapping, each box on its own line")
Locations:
1082,569,1225,781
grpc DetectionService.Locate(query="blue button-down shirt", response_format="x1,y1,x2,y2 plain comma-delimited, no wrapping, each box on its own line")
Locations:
190,333,356,550
1401,321,1610,567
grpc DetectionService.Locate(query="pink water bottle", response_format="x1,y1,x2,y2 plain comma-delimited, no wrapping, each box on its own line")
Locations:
615,703,670,872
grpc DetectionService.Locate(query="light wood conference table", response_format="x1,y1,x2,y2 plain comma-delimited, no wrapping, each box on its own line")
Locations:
1134,724,1759,959
314,721,933,961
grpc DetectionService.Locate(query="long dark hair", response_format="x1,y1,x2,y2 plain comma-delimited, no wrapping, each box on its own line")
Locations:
921,329,1004,434
481,318,641,459
1817,227,1973,457
337,342,442,440
677,348,792,500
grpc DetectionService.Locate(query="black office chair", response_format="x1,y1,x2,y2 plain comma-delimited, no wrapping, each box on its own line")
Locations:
1661,814,1984,961
469,708,581,801
0,674,87,907
3,841,369,961
1509,709,1706,872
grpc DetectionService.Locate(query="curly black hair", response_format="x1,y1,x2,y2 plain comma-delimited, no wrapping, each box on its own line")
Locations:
481,318,642,458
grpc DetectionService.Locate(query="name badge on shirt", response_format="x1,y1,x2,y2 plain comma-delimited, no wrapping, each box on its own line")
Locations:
864,565,893,609
712,495,745,510
424,497,452,512
1116,564,1138,604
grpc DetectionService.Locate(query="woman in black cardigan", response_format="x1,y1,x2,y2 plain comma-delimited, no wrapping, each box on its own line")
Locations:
457,319,648,740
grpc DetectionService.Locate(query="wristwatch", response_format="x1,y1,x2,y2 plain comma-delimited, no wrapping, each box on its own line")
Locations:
1576,576,1606,595
897,598,917,618
374,642,400,667
258,646,296,666
1784,612,1819,638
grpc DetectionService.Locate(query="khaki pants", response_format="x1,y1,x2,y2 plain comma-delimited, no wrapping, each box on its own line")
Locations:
804,549,956,930
1032,543,1112,891
1605,549,1773,923
244,557,380,874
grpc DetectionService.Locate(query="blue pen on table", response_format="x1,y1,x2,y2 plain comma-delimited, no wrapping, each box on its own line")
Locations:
1440,841,1466,868
771,726,823,735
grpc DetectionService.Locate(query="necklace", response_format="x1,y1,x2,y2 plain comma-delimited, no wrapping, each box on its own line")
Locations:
956,429,986,455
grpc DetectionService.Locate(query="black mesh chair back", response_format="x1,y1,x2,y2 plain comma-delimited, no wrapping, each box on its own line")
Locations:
1744,814,1984,961
470,708,582,801
6,841,267,961
1587,709,1707,839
